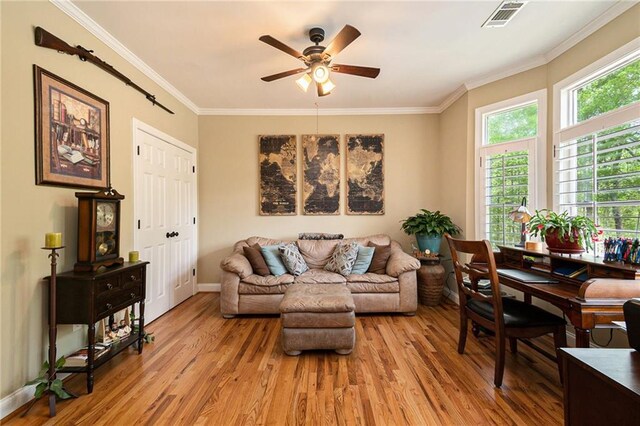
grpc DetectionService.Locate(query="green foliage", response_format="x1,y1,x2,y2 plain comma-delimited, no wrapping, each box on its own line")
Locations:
25,357,72,400
487,103,537,144
528,209,600,251
577,59,640,122
400,210,461,237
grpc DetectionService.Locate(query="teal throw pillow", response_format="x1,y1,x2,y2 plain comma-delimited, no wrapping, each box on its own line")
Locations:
350,245,375,274
260,244,288,276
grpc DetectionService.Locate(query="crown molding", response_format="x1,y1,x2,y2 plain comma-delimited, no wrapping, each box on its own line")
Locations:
199,107,440,116
465,55,547,91
49,0,200,114
544,1,638,63
437,85,468,112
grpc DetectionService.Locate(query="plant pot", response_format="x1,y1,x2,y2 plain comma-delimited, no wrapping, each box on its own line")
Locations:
545,228,584,254
416,234,442,254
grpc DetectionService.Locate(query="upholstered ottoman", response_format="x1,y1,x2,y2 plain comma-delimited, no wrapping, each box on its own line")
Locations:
280,284,356,356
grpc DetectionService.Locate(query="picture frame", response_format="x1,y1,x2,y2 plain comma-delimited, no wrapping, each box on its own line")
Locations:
34,65,110,189
258,135,297,215
302,134,340,215
346,134,385,215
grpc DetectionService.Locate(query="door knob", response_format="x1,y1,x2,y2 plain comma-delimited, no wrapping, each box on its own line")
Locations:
166,232,171,238
175,232,179,237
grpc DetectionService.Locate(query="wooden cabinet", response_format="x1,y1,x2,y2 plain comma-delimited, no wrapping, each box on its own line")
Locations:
55,262,149,393
560,348,640,425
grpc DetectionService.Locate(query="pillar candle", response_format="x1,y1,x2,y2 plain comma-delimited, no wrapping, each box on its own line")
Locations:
45,232,62,248
129,251,140,262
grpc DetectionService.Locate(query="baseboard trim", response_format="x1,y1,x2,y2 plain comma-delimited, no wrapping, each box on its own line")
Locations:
0,384,35,419
198,283,220,292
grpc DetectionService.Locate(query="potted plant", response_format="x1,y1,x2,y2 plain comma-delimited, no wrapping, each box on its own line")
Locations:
401,209,462,253
528,209,600,254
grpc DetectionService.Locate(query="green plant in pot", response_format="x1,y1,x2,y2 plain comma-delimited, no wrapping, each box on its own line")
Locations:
401,209,461,254
528,209,600,254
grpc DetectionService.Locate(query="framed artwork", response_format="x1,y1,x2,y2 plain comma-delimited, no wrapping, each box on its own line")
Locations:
346,134,384,215
302,134,340,215
34,65,110,189
259,135,297,215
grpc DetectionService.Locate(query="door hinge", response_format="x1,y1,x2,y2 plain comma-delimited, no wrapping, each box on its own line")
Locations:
192,268,196,277
137,219,141,229
553,145,557,158
193,217,196,224
479,157,483,167
192,166,195,173
137,146,140,155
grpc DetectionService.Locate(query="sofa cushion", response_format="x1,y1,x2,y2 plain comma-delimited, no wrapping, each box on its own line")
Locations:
279,243,309,276
243,244,270,276
260,244,288,276
295,268,346,284
350,245,375,274
367,242,392,274
239,283,290,295
325,242,359,276
242,274,295,286
296,239,340,269
344,234,391,247
346,273,398,284
347,273,399,294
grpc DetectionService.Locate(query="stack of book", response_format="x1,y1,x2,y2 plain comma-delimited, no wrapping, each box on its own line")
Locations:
553,265,588,281
64,344,110,367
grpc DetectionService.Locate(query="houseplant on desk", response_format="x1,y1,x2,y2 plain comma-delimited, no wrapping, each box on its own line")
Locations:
528,209,600,254
401,209,461,254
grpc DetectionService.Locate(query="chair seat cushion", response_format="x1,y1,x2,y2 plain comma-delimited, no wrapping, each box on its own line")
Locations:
467,297,566,328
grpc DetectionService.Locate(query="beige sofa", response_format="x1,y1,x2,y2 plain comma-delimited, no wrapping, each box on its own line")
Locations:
219,234,420,317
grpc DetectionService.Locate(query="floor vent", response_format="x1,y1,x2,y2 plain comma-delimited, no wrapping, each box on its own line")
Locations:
482,1,527,28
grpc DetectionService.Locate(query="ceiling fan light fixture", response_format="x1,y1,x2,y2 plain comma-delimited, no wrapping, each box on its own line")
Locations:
296,73,312,92
312,63,330,83
321,78,335,94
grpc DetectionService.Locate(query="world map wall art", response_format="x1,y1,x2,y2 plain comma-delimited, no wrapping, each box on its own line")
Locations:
346,134,385,215
259,135,297,215
302,134,340,215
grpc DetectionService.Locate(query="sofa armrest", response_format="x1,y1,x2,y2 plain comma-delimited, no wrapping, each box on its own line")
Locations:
386,251,420,277
220,253,253,279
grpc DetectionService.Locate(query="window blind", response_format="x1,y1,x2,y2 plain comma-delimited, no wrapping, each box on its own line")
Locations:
556,120,640,237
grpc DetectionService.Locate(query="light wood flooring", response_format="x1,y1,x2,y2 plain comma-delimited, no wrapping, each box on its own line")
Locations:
4,293,564,425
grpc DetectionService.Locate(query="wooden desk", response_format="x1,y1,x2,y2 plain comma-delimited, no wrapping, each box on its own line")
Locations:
497,246,640,347
560,348,640,425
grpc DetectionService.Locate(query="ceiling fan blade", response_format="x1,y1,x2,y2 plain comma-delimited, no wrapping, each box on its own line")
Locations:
323,25,361,58
331,64,380,79
317,83,330,97
259,35,306,60
261,68,308,82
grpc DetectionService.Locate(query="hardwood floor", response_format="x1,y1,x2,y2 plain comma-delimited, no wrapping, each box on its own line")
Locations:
4,293,564,425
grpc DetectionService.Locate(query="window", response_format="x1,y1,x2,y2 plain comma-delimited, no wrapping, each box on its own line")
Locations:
555,41,640,241
476,90,546,246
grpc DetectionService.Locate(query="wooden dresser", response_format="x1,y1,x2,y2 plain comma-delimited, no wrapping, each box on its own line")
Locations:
55,262,148,393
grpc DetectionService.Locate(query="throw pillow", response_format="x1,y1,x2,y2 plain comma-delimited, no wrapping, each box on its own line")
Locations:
325,242,359,276
367,242,392,274
243,244,270,276
350,245,376,275
260,244,288,276
278,243,309,276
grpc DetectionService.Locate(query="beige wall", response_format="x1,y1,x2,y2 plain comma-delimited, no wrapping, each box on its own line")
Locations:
198,114,440,282
0,2,198,398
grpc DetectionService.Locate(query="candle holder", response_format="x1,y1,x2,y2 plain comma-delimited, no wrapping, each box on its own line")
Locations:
22,246,75,417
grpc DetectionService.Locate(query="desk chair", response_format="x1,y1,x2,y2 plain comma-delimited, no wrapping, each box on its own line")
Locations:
445,234,567,387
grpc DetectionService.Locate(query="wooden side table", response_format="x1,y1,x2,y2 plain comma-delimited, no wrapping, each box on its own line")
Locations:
416,257,446,306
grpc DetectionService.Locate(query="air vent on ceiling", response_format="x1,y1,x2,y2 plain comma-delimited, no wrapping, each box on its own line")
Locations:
482,1,527,28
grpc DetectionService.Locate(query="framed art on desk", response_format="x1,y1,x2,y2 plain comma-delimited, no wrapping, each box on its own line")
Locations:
34,65,110,189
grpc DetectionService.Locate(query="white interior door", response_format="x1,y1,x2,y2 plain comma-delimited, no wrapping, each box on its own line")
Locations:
133,120,197,323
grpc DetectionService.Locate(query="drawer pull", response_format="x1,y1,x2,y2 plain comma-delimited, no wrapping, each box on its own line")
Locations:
130,293,136,299
130,275,138,281
106,303,113,310
106,283,113,290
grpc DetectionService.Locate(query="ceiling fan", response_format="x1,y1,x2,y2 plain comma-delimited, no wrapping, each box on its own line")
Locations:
259,25,380,97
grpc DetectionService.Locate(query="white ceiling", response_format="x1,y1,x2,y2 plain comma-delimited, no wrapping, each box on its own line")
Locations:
68,1,629,112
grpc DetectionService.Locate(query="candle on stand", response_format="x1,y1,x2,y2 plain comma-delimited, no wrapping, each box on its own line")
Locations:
45,232,62,248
